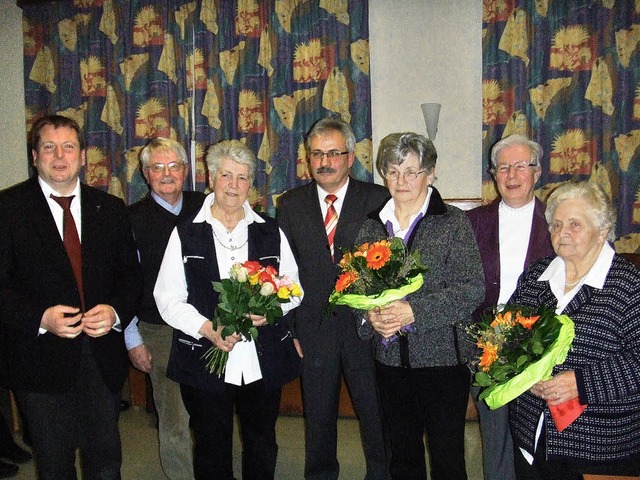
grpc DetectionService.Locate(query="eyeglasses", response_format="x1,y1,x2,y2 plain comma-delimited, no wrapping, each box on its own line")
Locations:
384,169,426,182
146,162,185,174
492,161,537,175
308,150,350,160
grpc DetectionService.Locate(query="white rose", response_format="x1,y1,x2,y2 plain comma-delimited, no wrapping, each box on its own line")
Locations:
231,263,248,283
259,282,275,296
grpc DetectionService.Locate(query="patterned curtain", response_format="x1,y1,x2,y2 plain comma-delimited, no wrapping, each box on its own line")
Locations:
482,0,640,252
22,0,372,216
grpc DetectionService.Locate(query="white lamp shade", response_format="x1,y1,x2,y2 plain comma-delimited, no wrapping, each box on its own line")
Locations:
420,103,441,140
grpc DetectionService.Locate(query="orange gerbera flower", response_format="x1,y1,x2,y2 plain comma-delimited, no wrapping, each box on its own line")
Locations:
490,310,515,328
335,271,359,293
516,313,540,330
365,242,392,270
479,342,499,372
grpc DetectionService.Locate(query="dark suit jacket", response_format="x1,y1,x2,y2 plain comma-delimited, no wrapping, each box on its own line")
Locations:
277,178,389,350
0,176,142,393
466,197,554,321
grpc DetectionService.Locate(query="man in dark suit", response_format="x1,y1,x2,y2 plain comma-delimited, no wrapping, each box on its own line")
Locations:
278,117,389,479
0,115,141,480
467,134,554,480
125,137,204,480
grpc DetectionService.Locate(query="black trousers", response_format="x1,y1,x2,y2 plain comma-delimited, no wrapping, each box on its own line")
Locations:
15,340,121,480
0,410,15,454
300,319,388,480
376,362,470,480
181,380,282,480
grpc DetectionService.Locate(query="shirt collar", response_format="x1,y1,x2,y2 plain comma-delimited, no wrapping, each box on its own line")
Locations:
39,176,81,202
379,187,432,229
192,192,264,226
316,177,350,201
499,197,535,214
151,191,183,215
538,242,615,294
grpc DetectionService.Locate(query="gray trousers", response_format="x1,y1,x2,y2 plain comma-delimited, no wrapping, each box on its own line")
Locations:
139,322,194,480
472,385,516,480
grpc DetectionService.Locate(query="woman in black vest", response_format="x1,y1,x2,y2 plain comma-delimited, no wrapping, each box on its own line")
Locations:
154,140,303,480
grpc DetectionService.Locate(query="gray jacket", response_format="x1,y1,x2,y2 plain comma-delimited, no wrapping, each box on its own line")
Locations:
355,187,484,368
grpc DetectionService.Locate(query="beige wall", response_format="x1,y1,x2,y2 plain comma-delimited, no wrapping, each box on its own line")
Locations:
370,0,482,198
0,0,28,190
0,0,482,198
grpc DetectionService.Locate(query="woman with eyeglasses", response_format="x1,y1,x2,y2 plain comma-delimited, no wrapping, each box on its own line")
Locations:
153,140,303,480
356,132,484,480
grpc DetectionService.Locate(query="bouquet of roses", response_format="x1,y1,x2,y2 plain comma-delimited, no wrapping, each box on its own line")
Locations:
203,260,302,377
328,237,428,344
467,304,582,431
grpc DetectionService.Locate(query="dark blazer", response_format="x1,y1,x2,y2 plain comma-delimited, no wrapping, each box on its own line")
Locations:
0,176,142,393
467,197,554,321
277,178,389,349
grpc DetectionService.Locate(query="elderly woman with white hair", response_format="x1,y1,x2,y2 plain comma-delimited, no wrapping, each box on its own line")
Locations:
508,181,640,479
154,140,303,480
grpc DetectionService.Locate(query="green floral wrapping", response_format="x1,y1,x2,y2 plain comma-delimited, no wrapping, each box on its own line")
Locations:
482,314,575,410
328,274,424,310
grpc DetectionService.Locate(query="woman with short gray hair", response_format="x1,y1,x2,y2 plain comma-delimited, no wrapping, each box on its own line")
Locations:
205,139,256,183
154,139,302,479
357,131,484,480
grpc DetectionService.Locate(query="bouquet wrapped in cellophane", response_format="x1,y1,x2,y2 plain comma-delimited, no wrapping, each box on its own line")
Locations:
328,237,428,344
466,304,583,431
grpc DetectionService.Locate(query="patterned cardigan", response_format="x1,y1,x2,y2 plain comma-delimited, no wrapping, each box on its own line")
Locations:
509,254,640,462
354,187,485,368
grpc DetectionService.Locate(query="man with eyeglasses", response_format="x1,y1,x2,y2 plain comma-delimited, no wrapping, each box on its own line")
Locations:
125,137,204,480
278,117,390,479
467,134,554,480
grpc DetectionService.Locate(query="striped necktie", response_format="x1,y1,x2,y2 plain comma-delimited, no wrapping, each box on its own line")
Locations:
324,194,338,260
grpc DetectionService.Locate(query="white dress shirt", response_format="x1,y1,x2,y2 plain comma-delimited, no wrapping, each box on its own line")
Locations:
37,177,122,333
316,178,349,218
154,192,302,386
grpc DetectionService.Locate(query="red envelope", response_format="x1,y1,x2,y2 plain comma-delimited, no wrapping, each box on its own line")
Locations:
549,397,587,432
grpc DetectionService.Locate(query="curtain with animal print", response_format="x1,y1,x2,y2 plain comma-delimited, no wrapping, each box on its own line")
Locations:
21,0,373,215
483,0,640,250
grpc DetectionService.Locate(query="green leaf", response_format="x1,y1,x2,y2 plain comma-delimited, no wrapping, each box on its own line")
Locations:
474,371,492,386
221,324,236,338
249,326,259,339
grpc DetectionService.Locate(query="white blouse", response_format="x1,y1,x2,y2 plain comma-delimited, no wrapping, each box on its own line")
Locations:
154,193,302,386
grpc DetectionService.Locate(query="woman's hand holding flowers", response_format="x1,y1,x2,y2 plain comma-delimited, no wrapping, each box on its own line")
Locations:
247,313,268,327
530,370,578,406
367,300,415,339
199,320,241,352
